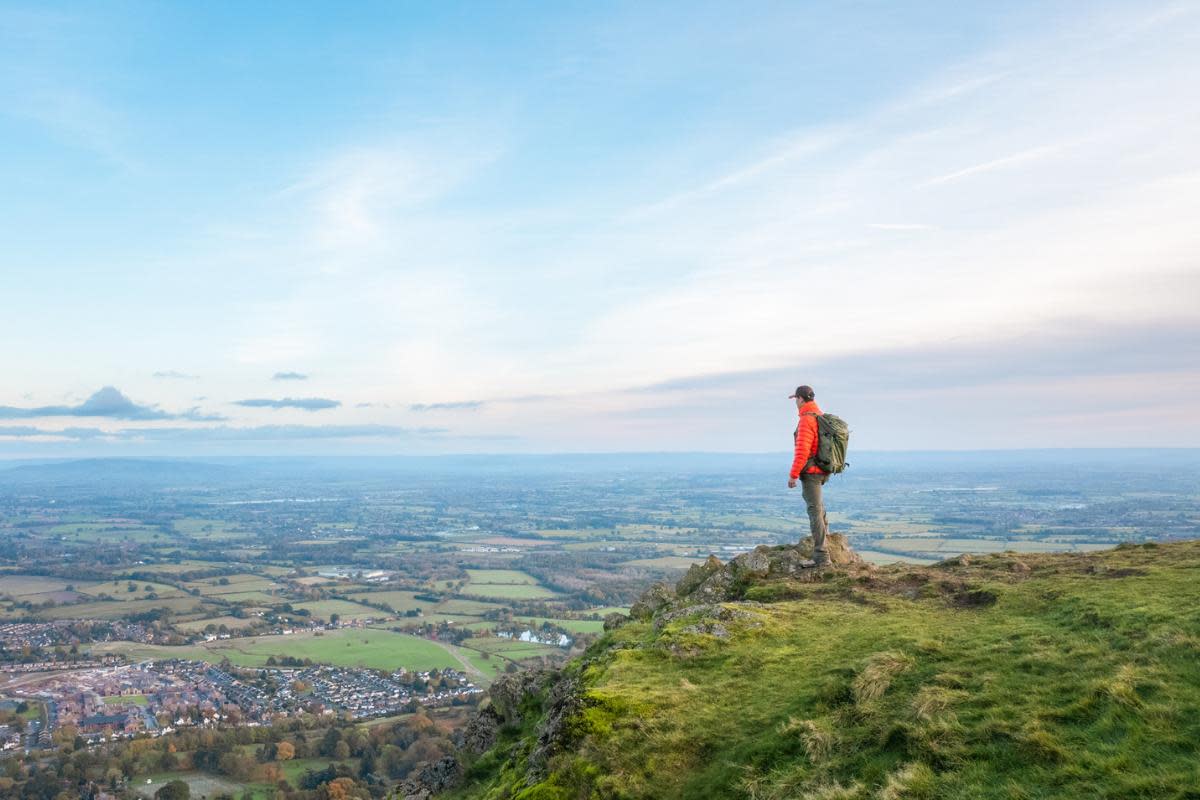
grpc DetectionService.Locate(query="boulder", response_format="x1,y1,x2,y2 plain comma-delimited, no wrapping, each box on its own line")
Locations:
395,755,461,799
526,677,584,782
603,612,629,631
630,582,676,620
676,555,723,596
460,705,501,754
487,668,556,726
796,532,862,567
729,547,772,578
691,568,740,603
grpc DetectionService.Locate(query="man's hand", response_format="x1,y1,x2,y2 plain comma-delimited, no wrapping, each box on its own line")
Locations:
787,478,797,489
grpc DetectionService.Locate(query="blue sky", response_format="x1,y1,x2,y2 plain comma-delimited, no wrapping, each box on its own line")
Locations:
1,1,1197,456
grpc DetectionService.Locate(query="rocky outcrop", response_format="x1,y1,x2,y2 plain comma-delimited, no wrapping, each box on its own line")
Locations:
526,676,584,782
396,756,461,800
460,704,501,755
486,668,558,727
622,534,868,625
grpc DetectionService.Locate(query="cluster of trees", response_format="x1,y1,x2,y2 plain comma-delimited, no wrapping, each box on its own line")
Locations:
0,709,464,799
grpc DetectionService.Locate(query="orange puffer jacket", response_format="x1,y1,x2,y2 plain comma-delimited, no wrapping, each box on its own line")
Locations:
790,400,827,479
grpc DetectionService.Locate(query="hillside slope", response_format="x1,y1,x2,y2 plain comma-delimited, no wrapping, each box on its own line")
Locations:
431,538,1200,800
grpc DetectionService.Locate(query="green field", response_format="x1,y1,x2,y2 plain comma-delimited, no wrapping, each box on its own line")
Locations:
438,598,503,615
856,549,939,565
173,519,248,540
103,694,149,706
464,569,539,584
294,599,386,622
278,757,358,783
39,596,207,620
0,574,73,598
584,606,631,617
346,589,425,612
460,582,557,600
186,573,279,595
464,637,561,659
622,555,706,569
74,579,187,601
175,615,262,633
514,616,605,634
134,772,259,800
93,627,458,671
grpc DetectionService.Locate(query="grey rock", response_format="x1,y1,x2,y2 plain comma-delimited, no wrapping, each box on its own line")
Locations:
603,612,628,631
676,555,723,596
461,704,501,754
630,582,676,620
526,676,584,782
395,755,461,798
487,668,556,726
730,546,772,578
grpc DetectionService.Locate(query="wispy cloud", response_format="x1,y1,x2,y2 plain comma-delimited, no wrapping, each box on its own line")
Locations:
0,387,223,422
921,144,1063,186
409,401,484,412
233,397,341,411
271,371,309,381
152,370,199,380
0,425,107,439
116,424,445,441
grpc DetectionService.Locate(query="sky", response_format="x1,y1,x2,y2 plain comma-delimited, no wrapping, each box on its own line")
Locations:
1,0,1198,457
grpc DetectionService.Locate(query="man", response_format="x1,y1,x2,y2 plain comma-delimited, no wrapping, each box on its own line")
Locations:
787,385,830,567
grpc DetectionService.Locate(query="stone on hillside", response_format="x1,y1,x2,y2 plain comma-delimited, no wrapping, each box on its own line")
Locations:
487,669,556,726
396,755,461,799
603,612,628,631
729,546,772,578
676,555,723,596
692,567,739,602
630,582,676,620
654,602,764,632
527,677,584,782
461,705,501,754
796,532,862,567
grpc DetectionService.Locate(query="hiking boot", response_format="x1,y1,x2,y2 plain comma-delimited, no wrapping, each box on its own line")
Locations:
813,555,832,569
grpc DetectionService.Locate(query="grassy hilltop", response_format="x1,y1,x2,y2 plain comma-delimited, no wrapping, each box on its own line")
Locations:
442,539,1200,800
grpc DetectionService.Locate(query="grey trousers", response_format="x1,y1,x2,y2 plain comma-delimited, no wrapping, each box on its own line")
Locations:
801,474,830,562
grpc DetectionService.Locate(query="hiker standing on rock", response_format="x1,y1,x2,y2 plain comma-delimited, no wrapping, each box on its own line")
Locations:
788,385,831,567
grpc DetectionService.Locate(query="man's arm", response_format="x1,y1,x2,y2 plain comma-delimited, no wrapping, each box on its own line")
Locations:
790,417,815,482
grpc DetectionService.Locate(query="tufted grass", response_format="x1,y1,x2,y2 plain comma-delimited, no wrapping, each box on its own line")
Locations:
450,540,1200,799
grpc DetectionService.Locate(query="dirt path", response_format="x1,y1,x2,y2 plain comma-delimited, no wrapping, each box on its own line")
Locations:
429,640,490,684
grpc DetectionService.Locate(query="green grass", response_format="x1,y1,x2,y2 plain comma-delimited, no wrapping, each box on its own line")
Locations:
174,615,262,633
514,616,605,634
38,596,207,620
278,757,358,783
0,575,73,598
185,574,279,595
451,541,1200,800
346,589,425,612
74,579,187,601
133,772,254,799
461,583,558,600
103,694,149,706
622,555,707,569
294,598,386,621
464,569,539,584
93,627,459,671
173,518,248,540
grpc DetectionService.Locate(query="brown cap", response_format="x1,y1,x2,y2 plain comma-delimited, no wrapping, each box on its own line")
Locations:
789,385,815,401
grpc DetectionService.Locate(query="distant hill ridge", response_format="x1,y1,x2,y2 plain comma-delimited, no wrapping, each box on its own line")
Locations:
412,538,1200,799
0,457,235,484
